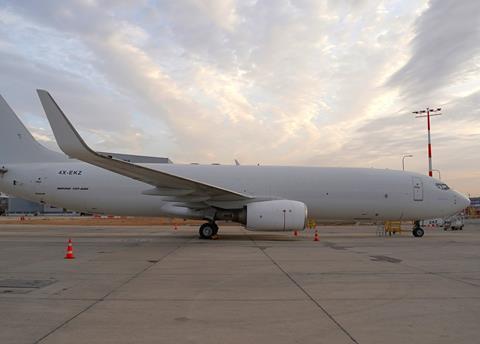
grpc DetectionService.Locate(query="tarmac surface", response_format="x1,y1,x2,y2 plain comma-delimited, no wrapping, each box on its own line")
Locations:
0,222,479,344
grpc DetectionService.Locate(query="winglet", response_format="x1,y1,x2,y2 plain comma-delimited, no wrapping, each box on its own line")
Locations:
37,89,95,160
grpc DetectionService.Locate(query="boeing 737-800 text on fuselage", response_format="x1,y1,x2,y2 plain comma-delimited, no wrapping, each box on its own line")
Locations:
0,91,469,238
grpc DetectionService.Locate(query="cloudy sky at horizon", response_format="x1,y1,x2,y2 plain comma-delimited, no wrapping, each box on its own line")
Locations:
0,0,479,195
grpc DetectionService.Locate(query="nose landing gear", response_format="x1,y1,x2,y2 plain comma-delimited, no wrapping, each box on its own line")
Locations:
412,221,425,237
199,222,219,239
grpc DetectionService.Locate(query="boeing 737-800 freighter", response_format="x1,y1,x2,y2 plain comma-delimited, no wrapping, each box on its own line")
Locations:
0,91,470,239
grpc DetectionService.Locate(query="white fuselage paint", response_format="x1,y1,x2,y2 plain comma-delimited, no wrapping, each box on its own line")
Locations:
0,162,469,221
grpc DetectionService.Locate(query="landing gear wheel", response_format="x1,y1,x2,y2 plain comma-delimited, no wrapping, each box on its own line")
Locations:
212,223,219,236
199,223,217,239
412,227,424,237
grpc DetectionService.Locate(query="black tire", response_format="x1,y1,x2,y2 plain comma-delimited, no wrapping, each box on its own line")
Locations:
212,223,219,236
412,227,424,237
460,226,464,230
199,223,215,239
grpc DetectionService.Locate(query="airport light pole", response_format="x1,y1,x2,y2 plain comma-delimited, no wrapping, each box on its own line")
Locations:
412,107,442,177
432,169,441,180
402,154,413,171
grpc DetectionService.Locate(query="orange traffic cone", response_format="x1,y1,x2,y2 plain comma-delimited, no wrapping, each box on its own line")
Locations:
313,230,319,242
293,230,298,237
64,239,75,259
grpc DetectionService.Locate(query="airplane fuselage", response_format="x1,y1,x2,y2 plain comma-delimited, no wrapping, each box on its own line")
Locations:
0,162,467,221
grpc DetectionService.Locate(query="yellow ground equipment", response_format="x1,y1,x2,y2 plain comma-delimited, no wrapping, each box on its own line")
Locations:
384,221,402,235
307,218,317,229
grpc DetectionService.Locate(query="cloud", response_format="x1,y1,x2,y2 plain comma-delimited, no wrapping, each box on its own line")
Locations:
0,0,478,194
387,0,480,102
308,89,480,194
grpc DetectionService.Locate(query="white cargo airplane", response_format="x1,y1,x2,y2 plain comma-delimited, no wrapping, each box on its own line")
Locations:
0,90,470,239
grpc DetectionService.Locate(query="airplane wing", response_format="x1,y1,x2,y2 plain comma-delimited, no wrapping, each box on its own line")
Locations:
37,90,253,203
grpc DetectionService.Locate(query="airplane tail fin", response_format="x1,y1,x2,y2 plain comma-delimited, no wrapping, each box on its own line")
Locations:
0,94,65,163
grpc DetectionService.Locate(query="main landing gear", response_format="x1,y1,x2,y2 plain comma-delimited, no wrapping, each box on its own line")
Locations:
199,222,219,239
412,221,425,238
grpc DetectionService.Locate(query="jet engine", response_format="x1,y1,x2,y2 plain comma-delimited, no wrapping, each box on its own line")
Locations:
244,200,307,231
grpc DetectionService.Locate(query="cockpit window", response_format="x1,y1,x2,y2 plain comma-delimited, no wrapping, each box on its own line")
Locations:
435,183,450,190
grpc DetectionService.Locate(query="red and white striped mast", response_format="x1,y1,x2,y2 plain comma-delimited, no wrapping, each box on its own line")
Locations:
412,107,442,177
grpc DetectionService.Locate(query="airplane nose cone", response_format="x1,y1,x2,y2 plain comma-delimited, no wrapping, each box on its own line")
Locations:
455,192,470,210
461,194,471,208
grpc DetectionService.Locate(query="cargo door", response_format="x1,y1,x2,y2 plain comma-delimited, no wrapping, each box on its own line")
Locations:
34,176,47,203
33,168,48,204
412,177,423,201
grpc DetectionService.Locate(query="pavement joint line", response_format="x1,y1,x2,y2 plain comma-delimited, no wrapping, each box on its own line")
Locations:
344,242,480,288
33,242,186,344
318,235,480,290
0,272,150,275
401,263,480,289
3,295,480,302
244,230,360,344
336,241,480,290
261,249,360,344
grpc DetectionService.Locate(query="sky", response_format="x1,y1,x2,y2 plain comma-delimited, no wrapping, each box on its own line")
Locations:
0,0,478,195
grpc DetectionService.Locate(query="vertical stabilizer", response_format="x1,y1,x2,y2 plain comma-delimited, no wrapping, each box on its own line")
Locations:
0,94,65,163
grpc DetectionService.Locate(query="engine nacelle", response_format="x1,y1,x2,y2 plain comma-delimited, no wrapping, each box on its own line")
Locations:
245,200,308,231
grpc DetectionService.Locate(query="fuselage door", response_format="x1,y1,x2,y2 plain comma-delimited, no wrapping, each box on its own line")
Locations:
412,177,423,201
33,171,47,203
